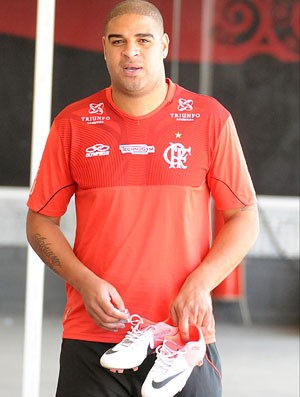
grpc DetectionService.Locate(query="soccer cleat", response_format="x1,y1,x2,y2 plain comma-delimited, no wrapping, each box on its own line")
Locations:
100,315,178,373
141,324,206,397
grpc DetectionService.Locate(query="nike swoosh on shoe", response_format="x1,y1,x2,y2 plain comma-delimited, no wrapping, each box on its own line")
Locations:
105,348,119,355
151,370,185,389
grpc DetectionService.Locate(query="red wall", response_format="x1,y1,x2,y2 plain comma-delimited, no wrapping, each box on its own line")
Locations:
1,0,299,64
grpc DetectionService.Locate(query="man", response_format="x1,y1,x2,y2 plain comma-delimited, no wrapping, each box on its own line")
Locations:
26,1,259,396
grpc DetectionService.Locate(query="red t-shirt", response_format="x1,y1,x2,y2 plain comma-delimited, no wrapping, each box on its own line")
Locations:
27,79,256,343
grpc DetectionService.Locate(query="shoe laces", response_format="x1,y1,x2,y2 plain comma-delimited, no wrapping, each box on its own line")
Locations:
152,340,185,373
118,314,154,348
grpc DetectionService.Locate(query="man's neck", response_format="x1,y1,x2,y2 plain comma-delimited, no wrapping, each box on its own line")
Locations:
111,81,169,117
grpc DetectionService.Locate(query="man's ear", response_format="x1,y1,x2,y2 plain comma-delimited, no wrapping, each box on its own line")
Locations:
102,36,106,61
162,33,170,59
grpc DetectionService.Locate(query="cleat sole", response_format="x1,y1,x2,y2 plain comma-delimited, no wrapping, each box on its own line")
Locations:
109,368,124,373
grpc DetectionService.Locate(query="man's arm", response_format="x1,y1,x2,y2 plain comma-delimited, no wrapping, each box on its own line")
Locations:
26,209,128,331
170,204,259,340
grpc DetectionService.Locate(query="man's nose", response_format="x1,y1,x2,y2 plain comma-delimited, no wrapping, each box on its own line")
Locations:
122,41,139,58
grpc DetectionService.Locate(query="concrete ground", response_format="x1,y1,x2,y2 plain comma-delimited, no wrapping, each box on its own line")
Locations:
0,316,299,397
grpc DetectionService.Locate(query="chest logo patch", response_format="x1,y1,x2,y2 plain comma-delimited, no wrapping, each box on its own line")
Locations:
89,103,104,114
85,144,110,157
119,144,155,155
163,142,191,169
170,98,200,122
178,98,193,112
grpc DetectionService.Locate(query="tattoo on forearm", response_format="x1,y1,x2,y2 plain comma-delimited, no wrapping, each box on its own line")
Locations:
32,233,61,272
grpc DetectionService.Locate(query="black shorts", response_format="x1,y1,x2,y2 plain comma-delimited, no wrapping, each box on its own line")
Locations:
55,339,222,397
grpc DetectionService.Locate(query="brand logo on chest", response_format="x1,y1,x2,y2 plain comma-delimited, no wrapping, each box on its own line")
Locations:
170,98,201,122
81,103,111,125
85,144,110,157
119,144,155,155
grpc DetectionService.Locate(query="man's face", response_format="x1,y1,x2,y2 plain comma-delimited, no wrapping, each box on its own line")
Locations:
102,13,169,97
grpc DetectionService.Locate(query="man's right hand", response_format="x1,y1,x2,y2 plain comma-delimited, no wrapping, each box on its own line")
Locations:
78,273,128,332
26,209,128,332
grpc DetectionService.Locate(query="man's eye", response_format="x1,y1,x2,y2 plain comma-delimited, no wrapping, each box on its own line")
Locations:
112,40,124,45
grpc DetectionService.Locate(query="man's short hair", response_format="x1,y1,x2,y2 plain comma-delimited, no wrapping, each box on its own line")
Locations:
104,0,164,34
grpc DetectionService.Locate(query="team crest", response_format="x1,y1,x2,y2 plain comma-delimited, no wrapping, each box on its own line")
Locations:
163,142,191,169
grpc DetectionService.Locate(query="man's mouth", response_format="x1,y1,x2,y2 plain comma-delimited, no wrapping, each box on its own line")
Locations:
123,65,142,75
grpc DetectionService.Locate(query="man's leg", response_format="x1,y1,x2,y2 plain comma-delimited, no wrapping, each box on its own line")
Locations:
55,339,157,397
56,339,131,397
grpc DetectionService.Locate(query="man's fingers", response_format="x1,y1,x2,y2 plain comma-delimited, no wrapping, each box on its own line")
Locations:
88,305,127,331
109,288,126,313
179,317,190,342
200,310,211,328
170,306,179,327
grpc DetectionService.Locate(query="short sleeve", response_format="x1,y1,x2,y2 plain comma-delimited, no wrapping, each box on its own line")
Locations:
27,119,75,216
207,115,256,210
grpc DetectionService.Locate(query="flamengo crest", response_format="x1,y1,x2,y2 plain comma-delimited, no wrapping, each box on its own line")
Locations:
163,142,191,169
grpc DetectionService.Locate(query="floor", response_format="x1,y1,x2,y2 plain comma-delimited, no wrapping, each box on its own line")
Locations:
0,316,299,397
